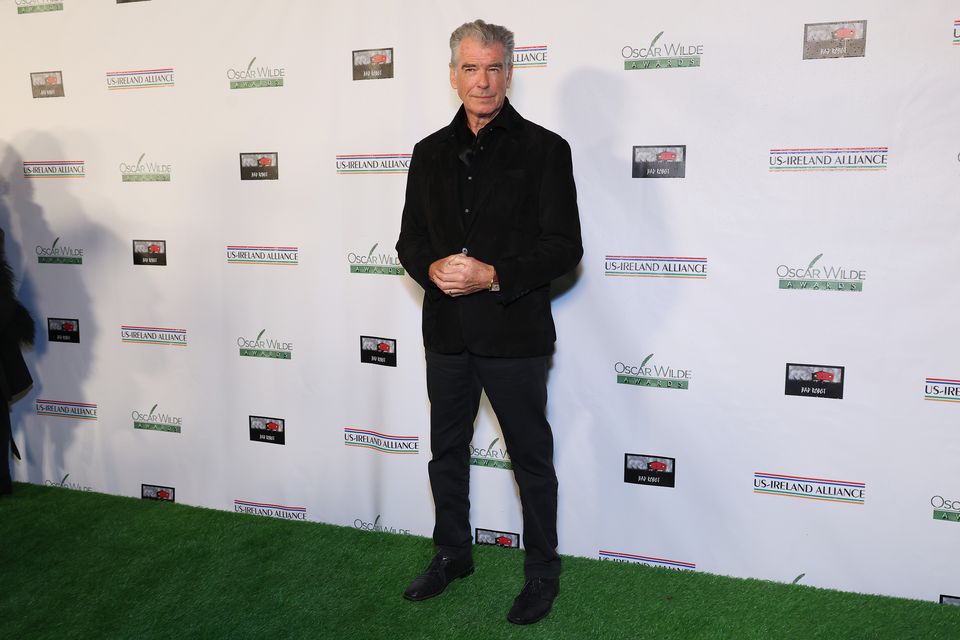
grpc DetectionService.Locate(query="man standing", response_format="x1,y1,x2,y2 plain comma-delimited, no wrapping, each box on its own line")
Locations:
0,228,34,496
396,19,582,625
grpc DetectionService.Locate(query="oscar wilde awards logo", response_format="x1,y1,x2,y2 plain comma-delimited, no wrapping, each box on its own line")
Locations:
343,428,419,454
354,514,411,535
924,377,960,403
624,454,676,488
16,0,63,14
615,354,691,390
599,551,695,572
37,237,82,264
469,436,511,470
30,71,63,98
237,329,293,360
228,57,284,89
44,473,92,492
36,399,98,420
513,45,548,69
632,146,686,178
234,500,306,521
240,153,278,180
132,404,182,434
360,336,396,367
47,317,79,343
803,21,867,60
954,20,960,46
336,154,411,174
121,325,187,347
931,495,960,523
226,245,298,266
769,147,887,172
476,528,520,548
777,253,864,292
753,472,865,505
352,48,394,80
784,364,845,400
120,153,171,182
605,255,706,278
23,160,85,179
106,68,174,90
249,415,285,445
132,239,167,266
142,484,175,501
347,242,404,275
622,31,702,70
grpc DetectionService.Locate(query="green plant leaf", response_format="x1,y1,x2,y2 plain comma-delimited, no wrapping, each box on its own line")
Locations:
792,573,805,584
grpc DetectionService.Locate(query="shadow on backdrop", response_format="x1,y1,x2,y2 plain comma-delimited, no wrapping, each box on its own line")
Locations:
0,135,102,489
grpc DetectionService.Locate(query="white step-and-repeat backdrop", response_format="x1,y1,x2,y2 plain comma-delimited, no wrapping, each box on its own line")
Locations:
3,0,959,603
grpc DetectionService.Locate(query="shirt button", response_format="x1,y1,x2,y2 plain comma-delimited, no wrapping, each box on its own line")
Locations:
464,208,470,213
480,146,485,151
467,176,472,180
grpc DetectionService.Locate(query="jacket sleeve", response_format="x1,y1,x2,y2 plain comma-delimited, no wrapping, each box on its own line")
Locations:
395,143,444,301
493,136,583,304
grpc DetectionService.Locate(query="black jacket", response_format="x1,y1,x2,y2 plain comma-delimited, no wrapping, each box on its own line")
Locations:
396,100,582,356
0,229,34,401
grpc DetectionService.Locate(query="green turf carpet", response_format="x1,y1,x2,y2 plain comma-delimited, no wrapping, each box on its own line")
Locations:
1,483,957,639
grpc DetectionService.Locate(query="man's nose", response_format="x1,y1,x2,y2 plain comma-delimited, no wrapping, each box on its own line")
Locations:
477,71,490,87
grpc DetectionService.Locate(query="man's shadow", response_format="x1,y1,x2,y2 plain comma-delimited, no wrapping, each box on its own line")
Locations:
0,134,107,488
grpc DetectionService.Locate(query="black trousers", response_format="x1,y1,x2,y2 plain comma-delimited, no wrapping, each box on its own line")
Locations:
425,350,560,578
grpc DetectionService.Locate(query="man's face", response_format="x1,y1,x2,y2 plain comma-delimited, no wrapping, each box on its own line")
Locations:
450,37,513,124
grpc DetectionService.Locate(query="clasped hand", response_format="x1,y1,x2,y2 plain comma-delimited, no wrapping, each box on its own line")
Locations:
429,253,495,297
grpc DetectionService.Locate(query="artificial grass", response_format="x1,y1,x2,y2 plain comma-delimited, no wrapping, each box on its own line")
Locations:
1,483,957,639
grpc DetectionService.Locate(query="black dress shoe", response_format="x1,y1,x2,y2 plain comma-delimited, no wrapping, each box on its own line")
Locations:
403,552,474,601
507,577,559,625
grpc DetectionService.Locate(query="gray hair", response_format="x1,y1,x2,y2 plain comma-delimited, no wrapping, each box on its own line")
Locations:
449,19,515,68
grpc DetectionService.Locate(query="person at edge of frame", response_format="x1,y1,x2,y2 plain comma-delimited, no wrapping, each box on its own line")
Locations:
1,228,35,497
395,18,582,626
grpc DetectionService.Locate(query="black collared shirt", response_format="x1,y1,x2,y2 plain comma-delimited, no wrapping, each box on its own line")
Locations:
453,102,512,224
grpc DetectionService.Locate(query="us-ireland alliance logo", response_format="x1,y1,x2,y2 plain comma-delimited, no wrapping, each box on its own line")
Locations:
753,472,865,505
924,377,960,403
343,428,419,454
605,255,705,278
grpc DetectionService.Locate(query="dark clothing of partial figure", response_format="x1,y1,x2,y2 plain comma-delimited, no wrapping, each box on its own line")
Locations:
396,99,582,578
0,229,34,494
